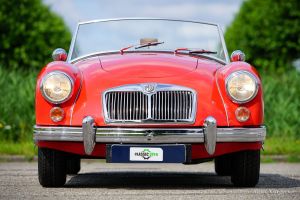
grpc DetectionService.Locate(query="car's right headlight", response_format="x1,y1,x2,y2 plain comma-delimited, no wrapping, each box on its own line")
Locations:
226,71,258,103
41,71,73,104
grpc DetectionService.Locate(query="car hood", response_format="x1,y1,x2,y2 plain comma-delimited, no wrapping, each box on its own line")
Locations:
99,53,198,78
69,53,229,127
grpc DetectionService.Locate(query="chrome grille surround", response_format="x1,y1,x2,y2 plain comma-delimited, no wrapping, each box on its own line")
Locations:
102,83,197,124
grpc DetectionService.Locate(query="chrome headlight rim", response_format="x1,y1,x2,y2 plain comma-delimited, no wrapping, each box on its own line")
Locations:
225,70,259,104
40,71,74,104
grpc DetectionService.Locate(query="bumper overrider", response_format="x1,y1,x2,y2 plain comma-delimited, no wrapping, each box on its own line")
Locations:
34,116,266,156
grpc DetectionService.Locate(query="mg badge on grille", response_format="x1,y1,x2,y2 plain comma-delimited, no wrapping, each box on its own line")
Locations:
143,84,156,93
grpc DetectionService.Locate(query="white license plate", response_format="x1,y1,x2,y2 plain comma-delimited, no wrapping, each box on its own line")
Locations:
129,147,163,161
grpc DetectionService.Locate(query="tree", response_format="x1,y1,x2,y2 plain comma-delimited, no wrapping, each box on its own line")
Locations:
0,0,71,71
225,0,300,71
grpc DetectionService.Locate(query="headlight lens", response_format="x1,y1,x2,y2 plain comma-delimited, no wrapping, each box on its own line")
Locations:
226,71,258,103
41,72,73,104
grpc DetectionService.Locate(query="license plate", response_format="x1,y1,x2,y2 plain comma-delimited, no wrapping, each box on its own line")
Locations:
130,147,163,161
107,144,187,163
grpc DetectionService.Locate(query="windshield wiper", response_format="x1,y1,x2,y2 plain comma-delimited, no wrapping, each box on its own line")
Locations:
120,41,164,54
175,48,217,54
135,41,164,49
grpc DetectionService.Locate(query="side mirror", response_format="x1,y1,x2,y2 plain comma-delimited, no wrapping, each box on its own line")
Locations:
231,50,245,62
52,48,67,61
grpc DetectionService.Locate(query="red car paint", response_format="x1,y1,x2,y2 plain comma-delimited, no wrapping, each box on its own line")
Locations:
35,52,264,158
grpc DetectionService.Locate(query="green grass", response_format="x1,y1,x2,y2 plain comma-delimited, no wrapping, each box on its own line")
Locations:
0,68,36,141
0,141,37,159
261,137,300,162
261,70,300,139
262,137,300,155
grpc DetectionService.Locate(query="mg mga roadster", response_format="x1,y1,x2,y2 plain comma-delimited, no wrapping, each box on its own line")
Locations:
34,18,266,187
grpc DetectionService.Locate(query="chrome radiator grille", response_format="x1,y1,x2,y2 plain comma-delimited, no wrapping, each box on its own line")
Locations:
105,91,148,120
103,83,196,123
151,91,193,120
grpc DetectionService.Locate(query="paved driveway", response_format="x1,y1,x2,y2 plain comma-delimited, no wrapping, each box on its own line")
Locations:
0,161,299,199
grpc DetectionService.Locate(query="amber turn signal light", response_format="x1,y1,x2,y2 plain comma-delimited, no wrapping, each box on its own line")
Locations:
50,107,64,122
235,107,250,122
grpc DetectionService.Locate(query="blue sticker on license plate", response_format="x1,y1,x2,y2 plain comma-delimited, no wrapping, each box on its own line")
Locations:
107,144,186,163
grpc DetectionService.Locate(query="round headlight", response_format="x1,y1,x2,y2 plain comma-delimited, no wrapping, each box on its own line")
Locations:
226,71,258,103
41,71,73,104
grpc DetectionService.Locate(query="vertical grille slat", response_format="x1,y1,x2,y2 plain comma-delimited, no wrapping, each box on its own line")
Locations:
139,92,141,119
104,86,194,122
164,92,167,119
167,92,169,120
170,91,174,119
118,92,122,120
158,92,161,119
129,92,132,120
113,93,116,119
126,92,128,120
189,92,192,118
184,91,188,119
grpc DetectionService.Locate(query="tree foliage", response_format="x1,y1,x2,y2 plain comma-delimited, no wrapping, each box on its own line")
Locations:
0,0,71,71
225,0,300,71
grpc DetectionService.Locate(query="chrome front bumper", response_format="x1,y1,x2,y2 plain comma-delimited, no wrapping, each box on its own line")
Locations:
34,116,266,155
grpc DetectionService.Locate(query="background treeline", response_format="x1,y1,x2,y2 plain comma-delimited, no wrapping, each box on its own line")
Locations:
225,0,300,140
0,0,70,142
0,0,299,144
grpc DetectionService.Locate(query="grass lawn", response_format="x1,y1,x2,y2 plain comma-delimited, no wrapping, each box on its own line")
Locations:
0,141,37,160
0,137,299,162
262,137,300,155
261,137,300,162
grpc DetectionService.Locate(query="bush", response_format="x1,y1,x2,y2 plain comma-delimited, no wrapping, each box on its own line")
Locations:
0,0,71,71
0,68,36,141
262,70,300,139
0,0,71,142
225,0,300,71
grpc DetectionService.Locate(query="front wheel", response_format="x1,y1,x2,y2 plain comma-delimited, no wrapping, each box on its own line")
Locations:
231,150,260,187
67,156,81,175
214,154,232,176
38,148,67,187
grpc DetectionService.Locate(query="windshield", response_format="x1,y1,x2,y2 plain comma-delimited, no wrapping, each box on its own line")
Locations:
69,19,229,63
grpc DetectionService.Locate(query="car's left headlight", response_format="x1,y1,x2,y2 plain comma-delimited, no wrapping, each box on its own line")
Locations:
41,71,73,104
226,71,258,103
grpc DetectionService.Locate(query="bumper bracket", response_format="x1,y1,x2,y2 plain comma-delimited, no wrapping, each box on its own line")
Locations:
82,116,96,155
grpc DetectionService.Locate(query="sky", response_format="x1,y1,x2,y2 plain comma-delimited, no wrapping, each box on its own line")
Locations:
43,0,244,33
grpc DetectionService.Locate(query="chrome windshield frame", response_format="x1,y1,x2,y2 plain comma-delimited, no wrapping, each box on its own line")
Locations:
67,18,230,63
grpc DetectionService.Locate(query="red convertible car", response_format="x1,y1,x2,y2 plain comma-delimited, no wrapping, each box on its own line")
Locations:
34,18,266,187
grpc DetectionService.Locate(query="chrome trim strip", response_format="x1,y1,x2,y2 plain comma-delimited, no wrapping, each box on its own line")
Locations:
217,25,230,63
67,23,79,61
102,83,197,124
77,18,220,27
69,70,83,125
33,125,266,144
215,69,229,126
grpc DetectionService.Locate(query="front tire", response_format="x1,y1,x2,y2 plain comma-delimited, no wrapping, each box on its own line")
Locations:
231,150,260,187
214,154,232,176
38,148,67,187
66,156,81,175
